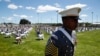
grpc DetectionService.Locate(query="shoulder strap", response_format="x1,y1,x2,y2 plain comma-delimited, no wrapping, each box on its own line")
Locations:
58,27,74,45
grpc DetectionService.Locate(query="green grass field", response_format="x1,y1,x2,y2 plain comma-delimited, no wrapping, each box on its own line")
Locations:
0,29,100,56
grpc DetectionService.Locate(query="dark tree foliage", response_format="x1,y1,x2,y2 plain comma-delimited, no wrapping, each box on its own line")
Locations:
19,19,31,24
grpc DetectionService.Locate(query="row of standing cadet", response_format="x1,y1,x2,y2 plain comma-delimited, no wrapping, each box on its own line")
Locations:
0,24,33,44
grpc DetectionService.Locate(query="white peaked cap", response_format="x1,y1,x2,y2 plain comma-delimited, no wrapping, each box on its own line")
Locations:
59,7,81,17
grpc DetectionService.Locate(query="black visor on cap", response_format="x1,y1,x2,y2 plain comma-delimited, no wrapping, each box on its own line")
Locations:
62,16,80,20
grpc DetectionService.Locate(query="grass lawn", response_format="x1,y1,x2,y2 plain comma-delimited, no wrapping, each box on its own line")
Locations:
75,30,100,56
0,29,100,56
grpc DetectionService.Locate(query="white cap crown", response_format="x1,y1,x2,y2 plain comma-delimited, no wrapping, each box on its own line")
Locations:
59,7,81,17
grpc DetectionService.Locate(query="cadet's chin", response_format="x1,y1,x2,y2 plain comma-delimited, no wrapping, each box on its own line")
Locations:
70,27,77,30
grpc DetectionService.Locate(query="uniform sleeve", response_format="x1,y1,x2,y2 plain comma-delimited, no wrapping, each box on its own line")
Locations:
45,35,58,56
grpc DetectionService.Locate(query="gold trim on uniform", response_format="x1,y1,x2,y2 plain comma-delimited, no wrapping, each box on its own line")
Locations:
45,39,58,56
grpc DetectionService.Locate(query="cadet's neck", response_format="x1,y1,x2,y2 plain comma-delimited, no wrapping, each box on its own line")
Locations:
62,27,72,36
